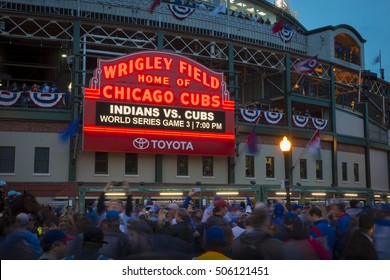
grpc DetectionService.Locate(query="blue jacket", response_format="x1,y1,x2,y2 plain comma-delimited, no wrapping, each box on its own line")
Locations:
334,213,351,258
310,219,335,253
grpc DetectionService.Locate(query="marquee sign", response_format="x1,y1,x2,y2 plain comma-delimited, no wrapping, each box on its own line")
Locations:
83,51,235,156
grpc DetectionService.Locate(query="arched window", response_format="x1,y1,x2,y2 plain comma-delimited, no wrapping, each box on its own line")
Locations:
334,34,361,66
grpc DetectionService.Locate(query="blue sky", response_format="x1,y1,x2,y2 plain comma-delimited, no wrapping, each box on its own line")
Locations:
284,0,389,80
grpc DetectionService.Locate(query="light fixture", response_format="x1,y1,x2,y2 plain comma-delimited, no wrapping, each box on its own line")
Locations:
374,195,380,198
280,136,292,152
61,53,67,58
105,192,127,196
159,192,183,196
275,192,292,195
216,192,239,195
312,192,326,196
344,193,358,197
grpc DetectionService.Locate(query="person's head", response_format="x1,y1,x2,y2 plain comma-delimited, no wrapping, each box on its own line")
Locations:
175,208,190,223
58,214,72,231
204,226,226,252
105,210,120,228
244,209,268,230
41,229,73,259
213,199,228,215
166,203,179,217
292,204,303,215
15,212,30,229
349,199,359,208
331,203,346,217
0,231,39,259
83,226,107,249
193,208,203,219
308,206,323,222
358,214,375,236
107,199,123,212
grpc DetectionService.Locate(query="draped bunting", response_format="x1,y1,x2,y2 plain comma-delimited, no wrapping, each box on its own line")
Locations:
240,107,328,130
240,108,261,123
0,91,64,108
278,23,295,42
0,91,22,106
263,111,284,124
292,115,309,127
312,118,328,130
167,4,195,21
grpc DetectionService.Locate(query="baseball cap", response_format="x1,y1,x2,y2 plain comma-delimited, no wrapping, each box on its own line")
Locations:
0,180,6,188
15,213,29,226
166,203,179,210
283,212,299,224
292,204,303,211
106,210,120,220
214,199,228,208
41,229,73,247
8,190,21,197
206,226,225,245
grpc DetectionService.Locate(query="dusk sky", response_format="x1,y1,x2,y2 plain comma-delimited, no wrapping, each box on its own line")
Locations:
284,0,389,80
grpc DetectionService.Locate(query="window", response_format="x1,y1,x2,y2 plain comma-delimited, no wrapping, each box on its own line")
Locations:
177,155,188,176
245,155,254,178
202,156,213,177
125,153,138,175
95,152,108,174
300,159,307,179
266,156,275,178
0,146,15,173
316,160,323,180
34,147,49,174
353,163,359,182
342,162,348,181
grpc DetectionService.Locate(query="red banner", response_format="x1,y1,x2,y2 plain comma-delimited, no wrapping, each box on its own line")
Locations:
83,51,235,156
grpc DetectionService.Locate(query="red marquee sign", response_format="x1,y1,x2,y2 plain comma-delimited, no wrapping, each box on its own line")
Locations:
83,51,235,156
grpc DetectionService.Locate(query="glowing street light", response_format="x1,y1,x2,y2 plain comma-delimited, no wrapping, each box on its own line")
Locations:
280,136,292,211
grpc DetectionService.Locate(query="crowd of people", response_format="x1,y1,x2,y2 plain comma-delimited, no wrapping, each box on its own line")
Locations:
0,180,389,260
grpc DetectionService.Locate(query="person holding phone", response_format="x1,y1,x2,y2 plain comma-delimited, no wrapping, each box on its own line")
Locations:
96,181,135,234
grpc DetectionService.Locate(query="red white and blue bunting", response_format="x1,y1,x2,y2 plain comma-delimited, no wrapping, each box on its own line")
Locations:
263,111,284,124
240,109,261,123
30,92,63,108
0,91,22,106
167,4,195,21
0,91,64,108
312,118,328,130
278,23,295,42
292,115,309,127
240,107,328,130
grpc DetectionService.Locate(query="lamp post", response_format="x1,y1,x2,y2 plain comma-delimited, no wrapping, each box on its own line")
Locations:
280,136,292,211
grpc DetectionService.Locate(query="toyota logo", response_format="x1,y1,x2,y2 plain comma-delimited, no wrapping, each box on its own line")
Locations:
133,138,150,150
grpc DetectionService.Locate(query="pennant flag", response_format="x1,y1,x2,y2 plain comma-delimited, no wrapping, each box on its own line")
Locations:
372,52,381,64
60,117,80,143
272,17,284,33
149,0,161,14
246,128,259,155
307,129,321,159
294,55,318,74
167,4,195,21
210,3,226,16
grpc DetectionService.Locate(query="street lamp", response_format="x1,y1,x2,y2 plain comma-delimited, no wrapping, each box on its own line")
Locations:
280,136,292,211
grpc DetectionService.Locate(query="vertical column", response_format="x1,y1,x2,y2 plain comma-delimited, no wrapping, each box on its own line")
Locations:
228,42,236,184
157,31,164,51
69,20,81,182
330,64,338,186
364,102,372,191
